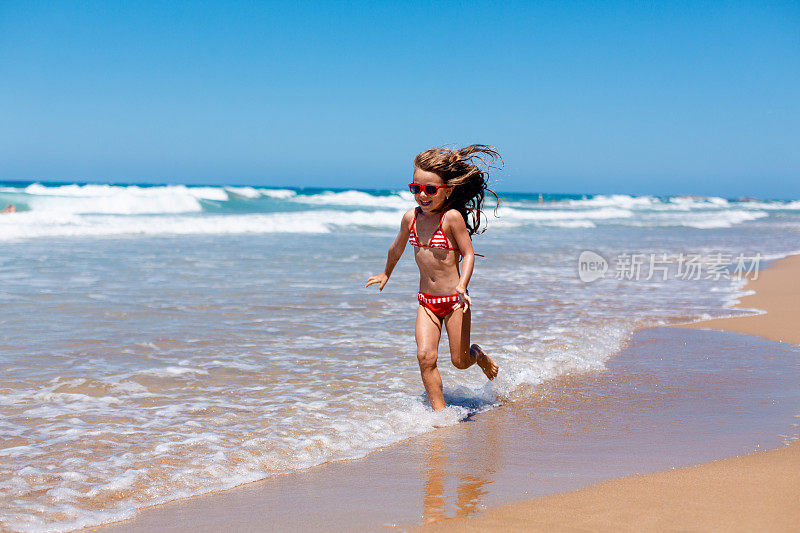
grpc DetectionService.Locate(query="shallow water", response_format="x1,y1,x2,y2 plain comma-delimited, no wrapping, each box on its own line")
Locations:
100,327,800,532
1,183,800,531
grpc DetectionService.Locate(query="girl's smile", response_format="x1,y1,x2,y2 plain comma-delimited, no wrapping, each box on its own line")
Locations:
412,168,451,213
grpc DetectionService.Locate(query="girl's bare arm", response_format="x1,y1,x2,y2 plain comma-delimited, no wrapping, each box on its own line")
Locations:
446,210,476,307
365,210,413,291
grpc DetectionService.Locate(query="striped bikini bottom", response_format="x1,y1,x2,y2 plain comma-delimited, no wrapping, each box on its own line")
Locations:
417,292,460,319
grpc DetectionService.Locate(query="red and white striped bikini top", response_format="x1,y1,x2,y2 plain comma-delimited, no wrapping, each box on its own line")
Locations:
408,208,458,251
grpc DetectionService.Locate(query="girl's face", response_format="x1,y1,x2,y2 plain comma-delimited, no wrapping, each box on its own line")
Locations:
411,168,452,213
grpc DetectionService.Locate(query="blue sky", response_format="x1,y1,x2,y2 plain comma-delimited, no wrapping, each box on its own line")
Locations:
1,1,798,197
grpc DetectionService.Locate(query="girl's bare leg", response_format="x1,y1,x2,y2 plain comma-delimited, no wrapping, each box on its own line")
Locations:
444,308,499,380
416,306,446,410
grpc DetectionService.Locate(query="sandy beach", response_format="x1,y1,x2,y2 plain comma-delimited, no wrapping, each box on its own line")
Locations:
420,254,800,532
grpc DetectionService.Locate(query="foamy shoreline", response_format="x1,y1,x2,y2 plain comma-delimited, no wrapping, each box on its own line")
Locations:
419,254,800,532
88,255,800,533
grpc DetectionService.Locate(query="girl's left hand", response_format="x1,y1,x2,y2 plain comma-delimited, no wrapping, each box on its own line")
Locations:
455,285,472,312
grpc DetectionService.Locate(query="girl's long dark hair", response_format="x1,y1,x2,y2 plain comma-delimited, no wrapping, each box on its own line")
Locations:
413,144,502,235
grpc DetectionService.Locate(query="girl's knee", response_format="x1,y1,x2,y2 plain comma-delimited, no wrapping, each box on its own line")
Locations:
417,348,438,369
450,348,471,369
451,356,470,369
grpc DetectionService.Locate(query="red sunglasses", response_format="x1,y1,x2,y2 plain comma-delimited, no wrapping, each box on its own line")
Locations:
408,183,448,195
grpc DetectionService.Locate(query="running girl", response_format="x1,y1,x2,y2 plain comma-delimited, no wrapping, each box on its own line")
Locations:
365,145,500,411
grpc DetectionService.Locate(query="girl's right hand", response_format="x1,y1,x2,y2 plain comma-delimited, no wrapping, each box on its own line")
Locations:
365,273,389,291
455,284,472,312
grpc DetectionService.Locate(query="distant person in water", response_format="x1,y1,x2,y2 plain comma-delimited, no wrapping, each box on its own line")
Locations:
366,145,500,410
1,204,16,213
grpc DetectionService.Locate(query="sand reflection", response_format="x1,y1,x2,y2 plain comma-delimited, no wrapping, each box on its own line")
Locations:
422,423,498,523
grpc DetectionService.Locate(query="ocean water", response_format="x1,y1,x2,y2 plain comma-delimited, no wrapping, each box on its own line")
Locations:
1,181,800,532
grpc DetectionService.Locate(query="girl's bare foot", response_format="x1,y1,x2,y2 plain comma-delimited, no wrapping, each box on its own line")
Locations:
470,344,498,380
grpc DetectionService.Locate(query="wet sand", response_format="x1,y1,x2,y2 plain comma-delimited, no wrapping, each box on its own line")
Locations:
92,256,800,533
420,442,800,532
420,254,800,533
681,253,800,345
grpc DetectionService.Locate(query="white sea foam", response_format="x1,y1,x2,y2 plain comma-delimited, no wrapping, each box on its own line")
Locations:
495,204,768,229
735,199,800,210
0,209,403,241
223,186,261,199
557,193,792,213
258,188,297,199
0,305,653,532
288,189,413,209
542,220,597,228
1,184,793,243
0,370,478,532
22,183,208,214
624,209,768,229
498,206,634,221
563,194,661,209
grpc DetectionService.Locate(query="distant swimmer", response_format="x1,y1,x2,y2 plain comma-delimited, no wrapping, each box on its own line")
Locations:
366,144,500,411
1,204,16,213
